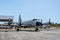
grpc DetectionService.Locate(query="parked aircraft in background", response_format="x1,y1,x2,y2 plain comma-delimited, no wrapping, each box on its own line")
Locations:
39,19,51,29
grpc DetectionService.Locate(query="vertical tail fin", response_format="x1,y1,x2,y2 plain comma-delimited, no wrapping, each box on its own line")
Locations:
19,14,21,26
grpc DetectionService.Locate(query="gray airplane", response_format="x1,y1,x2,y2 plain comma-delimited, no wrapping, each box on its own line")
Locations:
16,15,42,31
16,15,51,31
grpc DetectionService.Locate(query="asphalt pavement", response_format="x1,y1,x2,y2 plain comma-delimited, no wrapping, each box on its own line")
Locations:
0,28,60,40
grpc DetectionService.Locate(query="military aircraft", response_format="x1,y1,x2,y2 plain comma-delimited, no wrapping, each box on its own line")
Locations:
16,15,51,31
16,15,42,31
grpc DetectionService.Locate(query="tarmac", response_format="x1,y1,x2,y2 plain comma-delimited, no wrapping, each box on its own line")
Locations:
0,28,60,40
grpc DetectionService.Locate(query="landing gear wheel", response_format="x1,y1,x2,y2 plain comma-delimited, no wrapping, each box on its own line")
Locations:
16,28,19,31
35,28,38,31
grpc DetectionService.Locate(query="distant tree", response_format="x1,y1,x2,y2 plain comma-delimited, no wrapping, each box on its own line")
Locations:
51,22,60,27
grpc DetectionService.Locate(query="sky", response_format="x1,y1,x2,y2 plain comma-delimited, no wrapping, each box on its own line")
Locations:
0,0,60,23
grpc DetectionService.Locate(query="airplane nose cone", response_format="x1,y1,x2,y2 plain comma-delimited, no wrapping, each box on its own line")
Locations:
36,22,42,26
